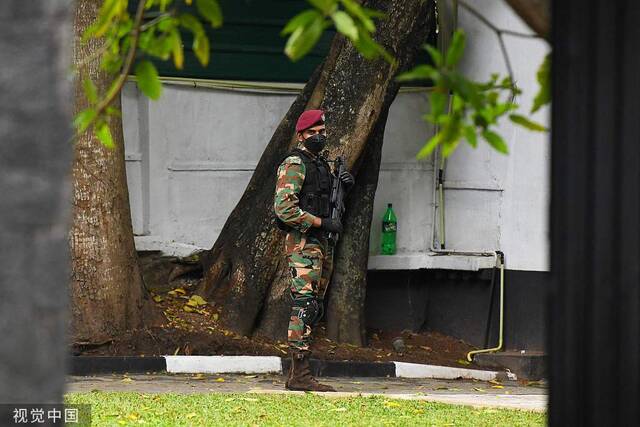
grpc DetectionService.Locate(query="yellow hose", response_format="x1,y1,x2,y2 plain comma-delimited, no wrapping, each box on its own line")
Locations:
467,253,504,361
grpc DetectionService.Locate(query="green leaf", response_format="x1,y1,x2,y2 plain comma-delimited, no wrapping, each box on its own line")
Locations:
158,0,171,12
95,122,115,149
493,102,516,117
416,133,442,160
361,6,386,19
105,106,121,117
353,27,394,64
442,139,460,157
331,10,358,42
440,114,462,147
195,0,223,28
284,16,325,62
396,65,437,82
451,94,465,111
424,44,443,67
73,108,97,133
85,0,120,39
448,72,482,108
463,125,478,148
531,53,551,113
169,29,184,69
509,114,548,132
307,0,337,15
445,29,466,68
193,33,211,66
482,129,509,154
157,15,177,32
340,0,376,32
82,79,98,104
135,60,162,100
429,91,448,119
179,13,205,37
281,10,322,35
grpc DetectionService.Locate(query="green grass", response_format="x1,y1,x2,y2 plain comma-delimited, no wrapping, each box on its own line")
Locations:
65,391,545,426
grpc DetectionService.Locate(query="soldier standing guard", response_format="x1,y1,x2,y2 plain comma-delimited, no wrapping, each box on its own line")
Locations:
273,109,354,392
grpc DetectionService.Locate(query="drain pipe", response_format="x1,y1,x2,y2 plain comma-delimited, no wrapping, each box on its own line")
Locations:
466,252,505,361
425,0,506,362
428,138,506,362
428,163,506,362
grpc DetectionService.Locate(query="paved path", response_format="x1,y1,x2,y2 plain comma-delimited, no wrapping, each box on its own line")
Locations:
66,374,547,412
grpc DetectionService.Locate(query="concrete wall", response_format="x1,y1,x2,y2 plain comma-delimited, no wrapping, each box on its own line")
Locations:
122,2,550,272
448,1,551,271
122,83,435,256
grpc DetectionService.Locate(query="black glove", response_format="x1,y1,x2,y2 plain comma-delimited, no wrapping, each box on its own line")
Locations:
339,170,355,187
320,218,343,234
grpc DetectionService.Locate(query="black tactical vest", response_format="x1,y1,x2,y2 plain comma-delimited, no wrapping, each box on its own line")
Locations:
292,148,333,217
276,149,333,231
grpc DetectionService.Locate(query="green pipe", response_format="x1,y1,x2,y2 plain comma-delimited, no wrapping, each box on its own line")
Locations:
467,252,505,361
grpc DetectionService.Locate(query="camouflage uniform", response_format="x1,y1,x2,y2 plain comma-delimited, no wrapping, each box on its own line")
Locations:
274,149,335,351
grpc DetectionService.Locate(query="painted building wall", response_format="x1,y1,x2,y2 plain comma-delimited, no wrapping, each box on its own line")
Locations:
122,84,435,257
122,2,550,273
447,1,551,271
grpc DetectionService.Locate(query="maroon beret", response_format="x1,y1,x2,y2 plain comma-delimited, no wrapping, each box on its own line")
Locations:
295,109,325,132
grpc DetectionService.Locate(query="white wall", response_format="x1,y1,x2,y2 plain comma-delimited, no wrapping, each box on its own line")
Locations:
122,3,550,272
122,83,434,255
445,1,551,271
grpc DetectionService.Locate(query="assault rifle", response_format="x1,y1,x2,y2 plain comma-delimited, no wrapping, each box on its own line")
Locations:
328,156,346,244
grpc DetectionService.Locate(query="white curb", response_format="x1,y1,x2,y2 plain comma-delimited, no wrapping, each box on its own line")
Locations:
161,355,499,381
164,356,282,374
393,361,498,381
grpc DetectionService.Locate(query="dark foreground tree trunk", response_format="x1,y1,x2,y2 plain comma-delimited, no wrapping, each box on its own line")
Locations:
0,1,72,404
70,0,161,344
197,0,435,343
549,0,640,424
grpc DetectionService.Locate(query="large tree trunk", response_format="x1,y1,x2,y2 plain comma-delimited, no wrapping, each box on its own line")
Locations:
197,0,435,343
70,0,160,343
0,0,72,404
503,0,550,38
324,108,390,346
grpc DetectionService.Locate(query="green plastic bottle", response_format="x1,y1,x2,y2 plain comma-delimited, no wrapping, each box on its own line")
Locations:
381,203,397,255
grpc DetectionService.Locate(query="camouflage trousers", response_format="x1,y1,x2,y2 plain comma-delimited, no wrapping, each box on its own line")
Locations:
285,229,334,352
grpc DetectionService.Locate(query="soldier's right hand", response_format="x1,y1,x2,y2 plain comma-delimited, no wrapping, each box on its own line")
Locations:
320,218,343,233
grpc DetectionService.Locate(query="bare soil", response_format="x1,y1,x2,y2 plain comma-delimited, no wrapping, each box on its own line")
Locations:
73,277,484,370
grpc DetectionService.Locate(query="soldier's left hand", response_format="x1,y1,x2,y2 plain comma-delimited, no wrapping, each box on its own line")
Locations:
339,170,355,187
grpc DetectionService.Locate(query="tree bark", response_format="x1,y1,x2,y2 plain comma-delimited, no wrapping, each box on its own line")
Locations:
70,0,161,344
325,108,389,346
503,0,550,38
197,0,436,343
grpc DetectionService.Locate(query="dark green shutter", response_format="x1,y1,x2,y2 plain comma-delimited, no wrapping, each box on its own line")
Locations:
132,0,435,83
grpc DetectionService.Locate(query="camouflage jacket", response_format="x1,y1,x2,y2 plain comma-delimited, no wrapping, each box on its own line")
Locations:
274,148,330,234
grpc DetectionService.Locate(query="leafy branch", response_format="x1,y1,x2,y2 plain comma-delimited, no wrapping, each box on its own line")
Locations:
75,0,146,148
282,0,393,64
75,0,394,148
398,1,551,159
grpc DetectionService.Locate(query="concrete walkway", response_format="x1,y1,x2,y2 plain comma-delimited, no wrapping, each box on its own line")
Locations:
66,373,547,412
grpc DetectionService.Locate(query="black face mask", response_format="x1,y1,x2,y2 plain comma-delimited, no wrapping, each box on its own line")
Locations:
303,134,326,153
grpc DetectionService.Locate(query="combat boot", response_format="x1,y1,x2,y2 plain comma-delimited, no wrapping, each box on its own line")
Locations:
285,350,336,392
